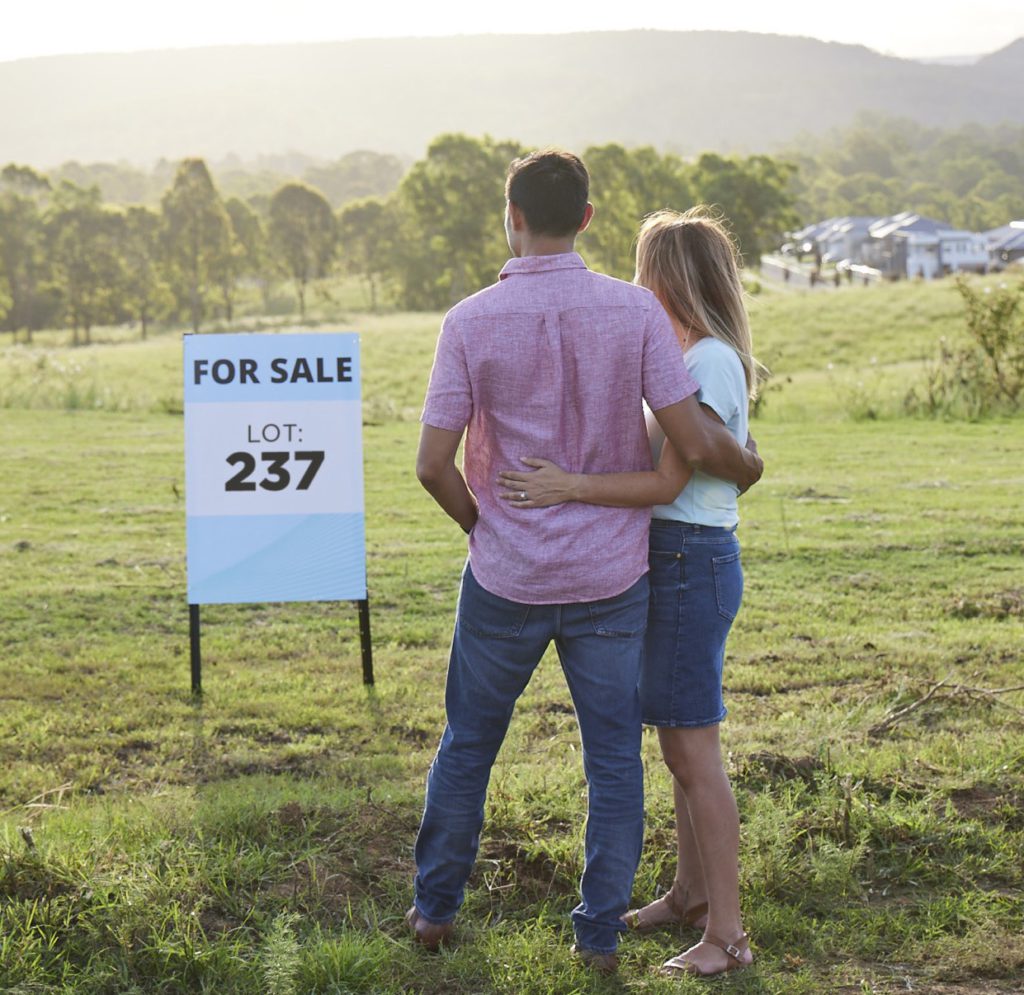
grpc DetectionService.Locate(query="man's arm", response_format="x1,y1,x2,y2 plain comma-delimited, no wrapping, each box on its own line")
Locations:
416,424,478,533
652,394,763,492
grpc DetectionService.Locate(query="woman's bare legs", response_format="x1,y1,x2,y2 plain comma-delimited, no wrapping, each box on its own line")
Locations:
658,724,752,973
670,773,706,911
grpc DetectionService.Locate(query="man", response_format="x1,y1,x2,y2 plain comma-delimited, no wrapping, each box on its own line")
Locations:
409,150,762,970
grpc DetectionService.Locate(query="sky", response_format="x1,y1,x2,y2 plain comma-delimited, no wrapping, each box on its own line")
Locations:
2,0,1024,64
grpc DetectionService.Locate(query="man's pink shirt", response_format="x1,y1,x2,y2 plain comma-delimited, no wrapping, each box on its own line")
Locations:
421,252,698,604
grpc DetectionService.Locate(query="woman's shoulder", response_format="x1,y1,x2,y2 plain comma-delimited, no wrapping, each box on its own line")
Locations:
687,337,745,379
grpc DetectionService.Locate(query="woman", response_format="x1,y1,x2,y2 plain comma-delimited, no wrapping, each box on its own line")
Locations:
498,207,759,978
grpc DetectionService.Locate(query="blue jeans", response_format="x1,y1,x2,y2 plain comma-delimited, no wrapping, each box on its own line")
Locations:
413,562,649,954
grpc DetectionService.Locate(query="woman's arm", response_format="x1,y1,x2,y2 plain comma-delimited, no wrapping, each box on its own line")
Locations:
498,433,694,509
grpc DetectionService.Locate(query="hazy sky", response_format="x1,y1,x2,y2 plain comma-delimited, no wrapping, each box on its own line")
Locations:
3,0,1023,63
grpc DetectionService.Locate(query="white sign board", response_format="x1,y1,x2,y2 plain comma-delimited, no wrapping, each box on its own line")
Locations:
184,332,366,604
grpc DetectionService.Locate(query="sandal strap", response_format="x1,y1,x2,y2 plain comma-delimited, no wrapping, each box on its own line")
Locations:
662,883,708,924
680,899,709,927
701,931,749,963
665,884,686,916
622,886,708,931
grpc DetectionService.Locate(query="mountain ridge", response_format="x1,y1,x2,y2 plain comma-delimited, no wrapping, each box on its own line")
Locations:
2,30,1022,167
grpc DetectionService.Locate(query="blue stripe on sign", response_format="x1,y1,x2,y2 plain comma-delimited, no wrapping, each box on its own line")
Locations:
183,332,361,404
187,513,367,604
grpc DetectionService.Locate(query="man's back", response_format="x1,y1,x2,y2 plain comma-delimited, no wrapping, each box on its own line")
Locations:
422,251,695,604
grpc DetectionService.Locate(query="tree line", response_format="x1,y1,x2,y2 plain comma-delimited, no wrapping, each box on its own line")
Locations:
1,160,333,343
0,136,800,340
789,113,1024,231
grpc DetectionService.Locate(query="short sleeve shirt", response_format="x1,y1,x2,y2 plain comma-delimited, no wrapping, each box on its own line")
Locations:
422,252,698,603
648,337,749,527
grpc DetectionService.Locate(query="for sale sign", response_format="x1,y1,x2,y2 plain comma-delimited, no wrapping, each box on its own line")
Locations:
184,332,366,605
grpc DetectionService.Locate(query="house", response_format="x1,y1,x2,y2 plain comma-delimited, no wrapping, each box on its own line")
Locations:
866,213,988,279
819,217,880,266
786,218,840,261
936,229,990,275
986,222,1024,270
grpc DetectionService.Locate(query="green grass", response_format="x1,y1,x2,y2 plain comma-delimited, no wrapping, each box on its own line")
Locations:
1,278,1023,993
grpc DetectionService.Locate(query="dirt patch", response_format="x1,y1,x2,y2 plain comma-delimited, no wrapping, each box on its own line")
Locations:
252,729,294,746
833,981,1020,995
270,855,361,906
793,488,850,503
275,800,307,831
198,908,244,938
735,751,824,785
260,800,416,914
948,785,1024,828
206,753,329,781
949,590,1024,620
388,724,434,746
539,702,574,716
474,836,567,903
113,738,155,761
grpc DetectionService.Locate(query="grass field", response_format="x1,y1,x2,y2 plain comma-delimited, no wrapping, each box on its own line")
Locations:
1,276,1023,994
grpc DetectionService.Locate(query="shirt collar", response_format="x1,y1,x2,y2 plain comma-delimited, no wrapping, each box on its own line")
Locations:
499,252,587,280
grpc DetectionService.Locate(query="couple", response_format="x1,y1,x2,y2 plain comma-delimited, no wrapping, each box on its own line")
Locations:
409,149,761,978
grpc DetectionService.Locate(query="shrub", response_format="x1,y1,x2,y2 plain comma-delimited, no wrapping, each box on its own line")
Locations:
905,277,1024,418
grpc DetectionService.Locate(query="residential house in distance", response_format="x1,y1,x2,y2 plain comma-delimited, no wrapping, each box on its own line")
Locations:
865,213,988,279
985,221,1024,270
787,218,841,263
784,217,880,269
818,217,879,267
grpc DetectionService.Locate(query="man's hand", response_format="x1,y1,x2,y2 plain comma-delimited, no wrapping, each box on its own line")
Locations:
652,395,763,492
737,432,762,495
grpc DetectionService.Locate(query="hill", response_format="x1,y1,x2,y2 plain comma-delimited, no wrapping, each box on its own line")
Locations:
2,31,1024,167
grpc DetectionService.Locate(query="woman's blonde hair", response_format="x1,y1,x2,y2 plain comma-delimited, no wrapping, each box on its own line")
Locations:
635,207,763,398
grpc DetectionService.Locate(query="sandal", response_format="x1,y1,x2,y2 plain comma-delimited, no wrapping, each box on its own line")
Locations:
621,884,708,933
660,932,752,977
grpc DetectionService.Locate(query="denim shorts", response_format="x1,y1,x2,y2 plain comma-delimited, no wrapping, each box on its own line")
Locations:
639,519,743,728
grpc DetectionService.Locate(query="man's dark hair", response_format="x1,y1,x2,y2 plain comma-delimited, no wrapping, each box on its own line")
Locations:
505,150,589,237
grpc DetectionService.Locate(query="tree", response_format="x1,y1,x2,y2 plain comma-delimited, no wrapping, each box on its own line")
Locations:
161,158,232,333
786,116,1024,234
396,134,523,308
689,153,798,265
0,165,52,340
829,172,900,217
581,144,692,279
303,151,407,208
337,197,396,311
0,259,11,325
47,182,126,345
268,182,336,321
121,205,173,339
2,164,51,198
224,197,271,315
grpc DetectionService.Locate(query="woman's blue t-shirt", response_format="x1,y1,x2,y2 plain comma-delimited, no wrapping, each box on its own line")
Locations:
647,336,749,527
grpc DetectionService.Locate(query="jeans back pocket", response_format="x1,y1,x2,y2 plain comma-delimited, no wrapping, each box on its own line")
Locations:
588,577,649,638
459,568,531,638
711,550,743,622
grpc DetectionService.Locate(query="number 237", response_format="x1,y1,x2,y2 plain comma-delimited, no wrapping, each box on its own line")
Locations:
225,451,325,492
